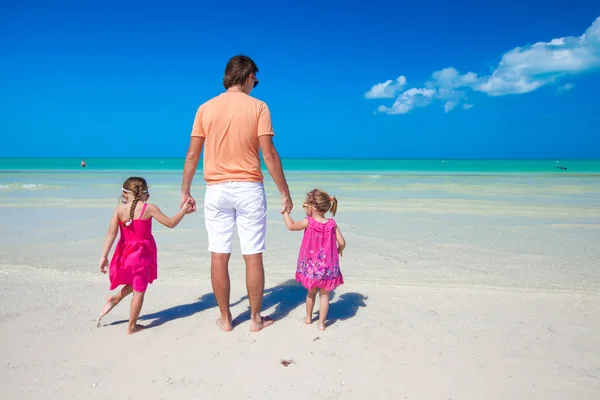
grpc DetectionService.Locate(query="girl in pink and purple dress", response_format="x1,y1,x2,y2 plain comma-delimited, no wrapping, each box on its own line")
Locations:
97,177,192,334
283,189,347,331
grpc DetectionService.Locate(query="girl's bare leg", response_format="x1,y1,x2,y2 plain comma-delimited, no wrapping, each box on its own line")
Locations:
304,288,319,324
318,289,331,331
97,285,133,326
127,291,145,334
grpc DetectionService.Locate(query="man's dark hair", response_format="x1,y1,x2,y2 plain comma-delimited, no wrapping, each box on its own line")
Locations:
223,55,258,89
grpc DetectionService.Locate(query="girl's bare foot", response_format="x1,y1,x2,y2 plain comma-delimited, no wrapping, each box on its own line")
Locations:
127,324,145,335
304,316,313,324
318,321,326,331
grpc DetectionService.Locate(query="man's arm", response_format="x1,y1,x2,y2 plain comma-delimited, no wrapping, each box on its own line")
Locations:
258,135,288,195
258,135,292,213
256,102,292,213
180,136,204,211
181,105,206,211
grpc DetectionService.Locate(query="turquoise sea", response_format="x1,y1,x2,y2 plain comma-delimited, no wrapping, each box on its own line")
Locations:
1,157,599,293
1,158,599,174
2,158,599,210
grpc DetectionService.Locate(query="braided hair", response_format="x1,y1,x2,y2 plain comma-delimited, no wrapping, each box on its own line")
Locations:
121,177,148,226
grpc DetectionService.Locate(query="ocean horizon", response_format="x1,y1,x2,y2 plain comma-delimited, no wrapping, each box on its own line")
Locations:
1,157,600,175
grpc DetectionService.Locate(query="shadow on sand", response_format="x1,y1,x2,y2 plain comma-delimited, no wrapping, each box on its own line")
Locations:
107,281,367,330
325,292,368,327
108,292,222,329
232,279,309,327
232,280,368,328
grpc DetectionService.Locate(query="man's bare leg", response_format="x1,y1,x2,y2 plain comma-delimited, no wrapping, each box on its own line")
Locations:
244,253,273,332
211,252,233,332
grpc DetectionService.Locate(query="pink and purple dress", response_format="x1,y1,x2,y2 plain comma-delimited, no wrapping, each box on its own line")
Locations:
295,217,344,291
109,203,158,293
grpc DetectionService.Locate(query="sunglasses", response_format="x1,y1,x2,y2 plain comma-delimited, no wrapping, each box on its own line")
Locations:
253,76,259,88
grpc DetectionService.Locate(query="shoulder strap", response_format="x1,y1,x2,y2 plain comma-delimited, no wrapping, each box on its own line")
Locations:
139,203,149,220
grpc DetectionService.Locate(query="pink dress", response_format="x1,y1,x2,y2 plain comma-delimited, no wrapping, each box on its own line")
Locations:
295,217,344,291
109,203,158,293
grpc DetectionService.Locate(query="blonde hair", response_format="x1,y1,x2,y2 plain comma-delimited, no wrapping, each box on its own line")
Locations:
305,188,338,216
122,177,148,225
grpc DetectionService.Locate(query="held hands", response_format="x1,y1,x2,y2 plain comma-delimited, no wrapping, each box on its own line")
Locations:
180,193,197,214
181,197,193,213
99,256,109,274
280,193,293,214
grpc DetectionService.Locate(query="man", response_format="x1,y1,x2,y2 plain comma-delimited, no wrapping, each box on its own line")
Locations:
180,55,293,332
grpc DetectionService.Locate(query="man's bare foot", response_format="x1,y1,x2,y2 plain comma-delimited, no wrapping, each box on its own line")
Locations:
216,317,233,332
250,316,274,332
304,316,313,324
127,324,145,335
318,321,326,331
100,295,119,318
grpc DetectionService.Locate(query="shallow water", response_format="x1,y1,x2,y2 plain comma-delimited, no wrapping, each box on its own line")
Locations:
1,170,599,292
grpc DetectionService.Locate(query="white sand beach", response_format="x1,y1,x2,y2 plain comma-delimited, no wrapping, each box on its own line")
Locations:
1,171,600,399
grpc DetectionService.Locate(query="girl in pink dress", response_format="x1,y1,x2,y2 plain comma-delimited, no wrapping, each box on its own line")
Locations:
283,189,346,331
97,177,192,334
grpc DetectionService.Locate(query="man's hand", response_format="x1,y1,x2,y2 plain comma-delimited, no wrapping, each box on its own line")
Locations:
181,198,193,213
181,193,197,213
280,193,293,214
181,136,204,213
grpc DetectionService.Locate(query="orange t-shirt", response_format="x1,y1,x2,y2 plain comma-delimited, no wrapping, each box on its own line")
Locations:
191,92,275,184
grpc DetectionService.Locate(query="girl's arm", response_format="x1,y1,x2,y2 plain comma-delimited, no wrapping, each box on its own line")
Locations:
336,226,346,256
146,201,191,229
99,207,120,273
282,211,309,231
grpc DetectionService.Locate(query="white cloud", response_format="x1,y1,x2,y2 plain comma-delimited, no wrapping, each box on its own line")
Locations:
474,16,600,96
556,82,575,93
366,16,600,114
429,68,479,89
463,104,474,110
377,88,435,115
444,101,457,113
364,76,407,99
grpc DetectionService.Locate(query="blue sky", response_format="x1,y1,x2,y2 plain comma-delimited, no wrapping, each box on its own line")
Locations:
1,0,599,159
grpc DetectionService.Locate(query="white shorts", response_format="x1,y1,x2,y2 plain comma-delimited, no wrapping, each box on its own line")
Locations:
204,182,267,255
